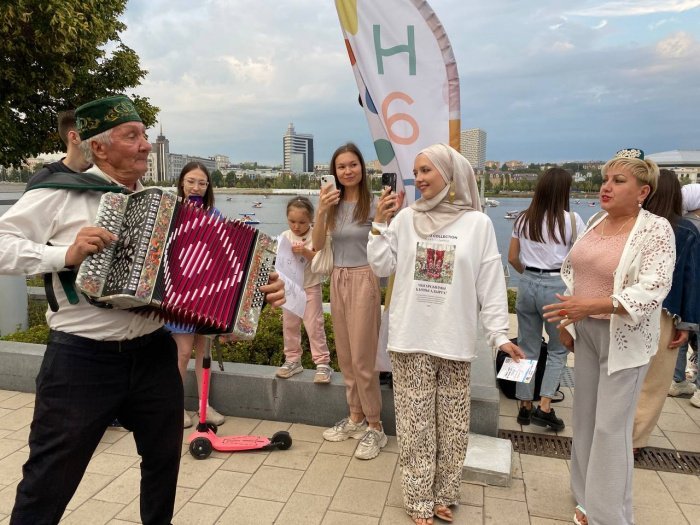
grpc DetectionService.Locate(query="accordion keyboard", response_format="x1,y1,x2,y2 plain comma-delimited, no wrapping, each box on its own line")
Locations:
76,193,128,297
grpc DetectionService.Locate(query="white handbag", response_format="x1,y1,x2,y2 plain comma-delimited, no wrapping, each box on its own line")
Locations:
310,234,333,275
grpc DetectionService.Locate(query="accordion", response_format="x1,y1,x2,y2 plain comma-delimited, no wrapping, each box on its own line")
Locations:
76,188,276,339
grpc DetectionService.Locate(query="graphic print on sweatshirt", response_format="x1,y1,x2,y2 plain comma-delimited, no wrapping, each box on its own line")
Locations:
413,238,456,305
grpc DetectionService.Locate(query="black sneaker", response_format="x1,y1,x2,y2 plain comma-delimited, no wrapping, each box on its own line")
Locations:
517,405,532,425
531,407,565,431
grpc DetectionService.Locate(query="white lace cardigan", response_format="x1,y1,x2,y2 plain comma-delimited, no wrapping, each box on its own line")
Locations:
562,209,675,374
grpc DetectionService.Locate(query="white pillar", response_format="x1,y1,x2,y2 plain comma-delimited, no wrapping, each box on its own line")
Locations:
0,276,28,336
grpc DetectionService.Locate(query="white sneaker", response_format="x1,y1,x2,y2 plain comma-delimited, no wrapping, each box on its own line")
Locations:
669,380,697,397
690,390,700,408
276,360,303,378
687,351,698,382
322,417,367,442
204,405,225,425
314,364,332,384
354,428,388,460
183,409,192,429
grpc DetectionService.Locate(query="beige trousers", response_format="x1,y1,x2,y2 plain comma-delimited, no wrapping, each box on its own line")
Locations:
632,313,675,448
330,266,382,423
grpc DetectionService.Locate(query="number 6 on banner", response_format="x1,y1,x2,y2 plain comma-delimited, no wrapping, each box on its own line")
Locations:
382,91,419,145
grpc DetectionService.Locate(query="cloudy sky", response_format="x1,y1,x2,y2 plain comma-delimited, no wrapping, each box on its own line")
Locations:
120,0,700,165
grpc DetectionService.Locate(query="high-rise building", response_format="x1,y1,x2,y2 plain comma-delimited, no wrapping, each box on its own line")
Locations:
459,128,487,171
283,123,314,173
152,124,170,183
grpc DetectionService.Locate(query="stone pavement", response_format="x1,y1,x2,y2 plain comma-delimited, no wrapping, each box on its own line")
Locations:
0,385,698,525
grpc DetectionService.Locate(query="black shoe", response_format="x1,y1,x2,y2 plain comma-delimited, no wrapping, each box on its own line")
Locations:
517,405,532,425
379,372,393,389
531,407,565,431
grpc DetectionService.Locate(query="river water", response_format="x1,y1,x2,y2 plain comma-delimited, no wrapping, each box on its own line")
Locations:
0,190,602,287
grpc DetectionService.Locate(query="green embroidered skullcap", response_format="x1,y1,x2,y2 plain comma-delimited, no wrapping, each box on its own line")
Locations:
75,95,142,140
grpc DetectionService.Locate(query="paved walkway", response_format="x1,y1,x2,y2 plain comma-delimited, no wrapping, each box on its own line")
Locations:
0,384,698,525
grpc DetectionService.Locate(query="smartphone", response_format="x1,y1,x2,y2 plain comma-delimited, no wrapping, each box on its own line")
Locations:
381,172,397,193
320,175,337,190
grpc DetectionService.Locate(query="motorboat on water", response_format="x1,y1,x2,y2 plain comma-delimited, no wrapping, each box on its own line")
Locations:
252,201,263,208
504,210,520,219
483,198,500,207
239,213,260,225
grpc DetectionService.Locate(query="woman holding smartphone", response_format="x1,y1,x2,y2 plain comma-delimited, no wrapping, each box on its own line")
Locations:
312,143,399,460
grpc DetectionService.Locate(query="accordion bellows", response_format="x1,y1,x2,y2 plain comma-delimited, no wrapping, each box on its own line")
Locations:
76,189,276,339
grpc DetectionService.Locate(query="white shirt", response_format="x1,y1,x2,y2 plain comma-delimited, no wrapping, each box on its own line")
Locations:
367,208,511,361
281,227,323,288
0,165,163,340
512,212,586,269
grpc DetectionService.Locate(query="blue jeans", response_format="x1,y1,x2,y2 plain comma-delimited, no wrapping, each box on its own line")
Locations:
515,270,568,401
674,331,698,385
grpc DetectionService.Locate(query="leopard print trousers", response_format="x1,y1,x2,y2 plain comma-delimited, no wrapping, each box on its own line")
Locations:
390,352,471,519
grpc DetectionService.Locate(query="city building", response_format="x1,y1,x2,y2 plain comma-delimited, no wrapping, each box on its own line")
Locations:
647,150,700,183
213,154,230,173
152,125,170,183
144,152,158,182
283,123,314,173
168,154,216,180
459,128,487,170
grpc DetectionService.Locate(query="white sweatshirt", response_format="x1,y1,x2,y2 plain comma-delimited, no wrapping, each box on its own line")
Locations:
367,208,510,361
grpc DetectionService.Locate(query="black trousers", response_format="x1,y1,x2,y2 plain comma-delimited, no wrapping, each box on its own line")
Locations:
11,328,183,525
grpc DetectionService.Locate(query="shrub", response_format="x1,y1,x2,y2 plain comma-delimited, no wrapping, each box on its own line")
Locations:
507,288,517,314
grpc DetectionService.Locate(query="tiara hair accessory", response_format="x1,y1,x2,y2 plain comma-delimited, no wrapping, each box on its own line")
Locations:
615,148,644,160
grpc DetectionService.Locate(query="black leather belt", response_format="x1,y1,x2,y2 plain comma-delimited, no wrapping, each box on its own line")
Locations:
49,328,168,353
525,266,560,274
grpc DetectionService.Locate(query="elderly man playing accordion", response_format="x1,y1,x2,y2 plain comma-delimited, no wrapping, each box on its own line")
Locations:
0,95,285,525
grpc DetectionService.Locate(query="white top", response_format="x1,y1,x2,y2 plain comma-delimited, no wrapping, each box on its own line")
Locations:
0,165,163,340
367,208,511,361
281,228,323,288
512,212,586,269
562,209,675,374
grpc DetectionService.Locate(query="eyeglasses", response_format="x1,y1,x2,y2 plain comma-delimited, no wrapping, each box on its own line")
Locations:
184,179,209,188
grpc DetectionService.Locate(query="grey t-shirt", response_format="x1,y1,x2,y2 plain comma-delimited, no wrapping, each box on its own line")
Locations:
331,198,377,268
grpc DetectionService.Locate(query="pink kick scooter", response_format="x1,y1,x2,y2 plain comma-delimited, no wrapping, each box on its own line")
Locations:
187,338,292,459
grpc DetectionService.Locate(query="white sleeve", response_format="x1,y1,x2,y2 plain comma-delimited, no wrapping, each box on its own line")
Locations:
475,223,511,349
0,190,70,275
367,220,398,278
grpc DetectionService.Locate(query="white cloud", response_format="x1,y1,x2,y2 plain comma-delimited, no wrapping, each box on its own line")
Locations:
570,1,700,17
114,0,700,163
656,30,696,57
592,20,608,29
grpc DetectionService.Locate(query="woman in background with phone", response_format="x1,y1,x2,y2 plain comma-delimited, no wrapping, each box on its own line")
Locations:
312,143,390,460
169,162,225,428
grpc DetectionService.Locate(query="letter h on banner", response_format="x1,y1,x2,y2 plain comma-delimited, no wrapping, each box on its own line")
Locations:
373,25,416,75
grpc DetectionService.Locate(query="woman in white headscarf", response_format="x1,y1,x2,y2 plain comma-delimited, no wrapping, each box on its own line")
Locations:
368,144,523,525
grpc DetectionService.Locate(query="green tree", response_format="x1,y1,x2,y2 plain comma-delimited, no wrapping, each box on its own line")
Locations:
225,171,237,187
210,170,224,188
0,1,158,167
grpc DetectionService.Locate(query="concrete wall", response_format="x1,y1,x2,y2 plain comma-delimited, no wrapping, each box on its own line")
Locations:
0,332,500,437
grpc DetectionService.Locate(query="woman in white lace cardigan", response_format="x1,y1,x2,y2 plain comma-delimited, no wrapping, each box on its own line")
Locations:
543,149,675,525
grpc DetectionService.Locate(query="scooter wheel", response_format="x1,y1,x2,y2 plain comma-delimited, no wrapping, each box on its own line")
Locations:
189,437,213,459
206,423,218,434
271,431,292,450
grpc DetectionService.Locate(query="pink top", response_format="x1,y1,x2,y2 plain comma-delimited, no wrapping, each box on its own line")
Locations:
569,228,629,320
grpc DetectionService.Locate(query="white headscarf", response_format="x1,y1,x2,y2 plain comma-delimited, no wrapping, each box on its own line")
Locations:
410,143,482,238
682,183,700,214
